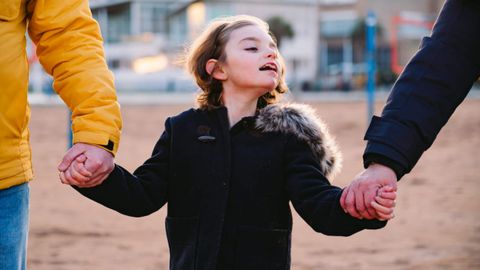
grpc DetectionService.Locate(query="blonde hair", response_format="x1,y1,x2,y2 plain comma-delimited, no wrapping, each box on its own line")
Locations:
185,15,289,110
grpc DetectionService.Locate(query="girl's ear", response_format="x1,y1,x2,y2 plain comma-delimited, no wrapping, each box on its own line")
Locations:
206,59,227,81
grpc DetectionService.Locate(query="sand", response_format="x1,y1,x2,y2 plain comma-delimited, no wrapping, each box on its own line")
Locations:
27,99,480,270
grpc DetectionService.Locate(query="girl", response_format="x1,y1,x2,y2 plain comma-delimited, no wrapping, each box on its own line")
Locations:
62,15,396,270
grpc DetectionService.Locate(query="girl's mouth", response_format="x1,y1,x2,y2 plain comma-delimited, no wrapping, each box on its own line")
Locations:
259,62,278,72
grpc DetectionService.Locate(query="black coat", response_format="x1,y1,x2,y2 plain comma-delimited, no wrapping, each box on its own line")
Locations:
364,0,480,178
76,104,386,270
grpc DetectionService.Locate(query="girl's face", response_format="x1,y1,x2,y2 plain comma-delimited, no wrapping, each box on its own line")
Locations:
219,24,280,96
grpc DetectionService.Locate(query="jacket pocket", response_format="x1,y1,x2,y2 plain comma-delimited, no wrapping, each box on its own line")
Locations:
235,226,290,270
165,216,199,270
0,0,22,21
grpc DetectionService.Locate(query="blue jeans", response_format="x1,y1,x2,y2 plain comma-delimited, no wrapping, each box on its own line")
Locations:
0,183,29,270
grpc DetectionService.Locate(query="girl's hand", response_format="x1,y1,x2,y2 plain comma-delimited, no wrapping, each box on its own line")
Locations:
59,154,92,185
370,185,396,221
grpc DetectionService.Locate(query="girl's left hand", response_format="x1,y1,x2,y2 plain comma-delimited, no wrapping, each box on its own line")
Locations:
370,185,396,221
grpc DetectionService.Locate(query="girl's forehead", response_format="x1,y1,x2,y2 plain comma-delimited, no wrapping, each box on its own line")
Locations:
229,25,273,44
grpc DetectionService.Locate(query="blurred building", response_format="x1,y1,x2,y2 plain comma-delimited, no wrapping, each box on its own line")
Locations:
316,0,443,90
80,0,445,92
89,0,194,91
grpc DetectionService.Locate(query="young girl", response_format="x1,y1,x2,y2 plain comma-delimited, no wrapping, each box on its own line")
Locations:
63,15,396,270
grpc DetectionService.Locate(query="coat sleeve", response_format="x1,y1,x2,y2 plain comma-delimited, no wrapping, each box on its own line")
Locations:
285,136,386,236
363,0,480,177
27,0,121,154
74,119,172,217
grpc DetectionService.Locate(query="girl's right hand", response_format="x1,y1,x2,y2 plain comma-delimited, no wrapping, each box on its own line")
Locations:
59,154,92,186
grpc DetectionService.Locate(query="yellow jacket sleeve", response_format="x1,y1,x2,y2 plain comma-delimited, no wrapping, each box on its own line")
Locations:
27,0,122,155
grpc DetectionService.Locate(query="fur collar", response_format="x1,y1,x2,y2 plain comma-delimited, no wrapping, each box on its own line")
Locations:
255,103,342,179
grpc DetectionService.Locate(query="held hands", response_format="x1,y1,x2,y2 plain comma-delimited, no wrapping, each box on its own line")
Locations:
341,185,396,221
340,163,398,220
58,143,114,188
369,185,396,220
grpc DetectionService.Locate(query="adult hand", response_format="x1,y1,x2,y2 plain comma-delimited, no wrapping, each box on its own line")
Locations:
340,163,397,219
58,143,114,188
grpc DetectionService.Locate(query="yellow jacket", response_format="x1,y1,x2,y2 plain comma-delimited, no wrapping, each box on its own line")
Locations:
0,0,122,189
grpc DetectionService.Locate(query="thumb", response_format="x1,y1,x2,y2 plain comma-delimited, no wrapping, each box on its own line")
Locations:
75,154,87,163
84,156,103,175
58,144,85,171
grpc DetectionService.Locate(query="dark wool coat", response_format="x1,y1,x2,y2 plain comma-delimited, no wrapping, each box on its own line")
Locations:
76,104,386,270
363,0,480,178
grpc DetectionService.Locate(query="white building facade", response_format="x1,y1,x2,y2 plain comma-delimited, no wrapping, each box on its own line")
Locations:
80,0,443,92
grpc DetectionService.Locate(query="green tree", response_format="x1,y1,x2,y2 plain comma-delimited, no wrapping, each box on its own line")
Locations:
267,16,294,49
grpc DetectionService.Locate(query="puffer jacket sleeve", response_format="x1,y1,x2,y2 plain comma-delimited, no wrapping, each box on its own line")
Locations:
285,135,386,236
363,0,480,178
74,118,172,217
27,0,121,154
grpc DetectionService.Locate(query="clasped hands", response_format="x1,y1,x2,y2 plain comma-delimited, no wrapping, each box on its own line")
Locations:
341,163,398,221
58,143,114,188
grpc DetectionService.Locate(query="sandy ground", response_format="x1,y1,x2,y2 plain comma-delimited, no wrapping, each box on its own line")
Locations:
27,99,480,270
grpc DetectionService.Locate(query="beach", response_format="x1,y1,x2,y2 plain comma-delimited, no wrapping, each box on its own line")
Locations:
27,99,480,270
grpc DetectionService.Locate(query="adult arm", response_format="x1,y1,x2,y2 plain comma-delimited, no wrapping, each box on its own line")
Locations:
27,0,122,183
342,0,480,220
364,0,480,177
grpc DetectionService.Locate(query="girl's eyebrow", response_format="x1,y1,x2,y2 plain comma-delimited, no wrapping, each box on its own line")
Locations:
239,37,277,49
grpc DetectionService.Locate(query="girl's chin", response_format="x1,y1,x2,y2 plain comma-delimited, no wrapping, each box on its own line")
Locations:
262,80,279,91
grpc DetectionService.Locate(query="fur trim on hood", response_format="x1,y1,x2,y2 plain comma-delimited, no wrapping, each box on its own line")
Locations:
255,103,342,179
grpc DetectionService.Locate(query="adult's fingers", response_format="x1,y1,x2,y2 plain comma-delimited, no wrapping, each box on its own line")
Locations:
59,171,67,184
69,162,91,182
344,186,361,219
340,186,348,211
355,187,377,219
73,159,92,178
63,167,83,186
84,158,103,177
81,145,114,180
58,143,86,172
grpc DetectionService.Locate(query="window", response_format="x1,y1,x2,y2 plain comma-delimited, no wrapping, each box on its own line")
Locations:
107,4,131,43
140,4,168,34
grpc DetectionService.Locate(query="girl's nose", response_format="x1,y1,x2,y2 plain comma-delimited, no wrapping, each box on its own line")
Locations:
266,48,277,59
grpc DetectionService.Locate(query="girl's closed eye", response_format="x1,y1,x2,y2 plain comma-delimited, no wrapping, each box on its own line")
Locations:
245,47,258,51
